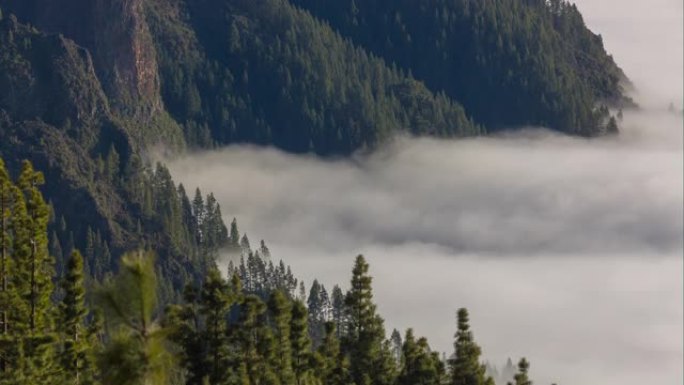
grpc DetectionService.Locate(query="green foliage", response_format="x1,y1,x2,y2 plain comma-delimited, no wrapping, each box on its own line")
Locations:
268,290,295,385
96,251,177,385
397,329,444,385
508,358,532,385
449,308,493,385
147,0,480,154
315,322,353,385
59,250,97,385
0,163,545,385
343,255,397,385
290,0,630,135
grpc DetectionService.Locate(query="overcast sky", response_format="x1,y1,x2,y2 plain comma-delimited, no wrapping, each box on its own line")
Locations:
168,1,683,384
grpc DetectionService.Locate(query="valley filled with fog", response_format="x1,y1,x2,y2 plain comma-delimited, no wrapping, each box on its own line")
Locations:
168,1,683,384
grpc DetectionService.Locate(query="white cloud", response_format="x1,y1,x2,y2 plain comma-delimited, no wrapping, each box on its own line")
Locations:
167,1,683,384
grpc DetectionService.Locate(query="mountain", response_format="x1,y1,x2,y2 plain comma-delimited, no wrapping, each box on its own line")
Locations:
289,0,633,134
0,0,630,292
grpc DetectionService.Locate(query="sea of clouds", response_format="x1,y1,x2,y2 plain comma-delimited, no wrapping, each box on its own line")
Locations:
167,0,683,384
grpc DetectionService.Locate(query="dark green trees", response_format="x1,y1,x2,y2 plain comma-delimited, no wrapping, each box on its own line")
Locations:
289,0,629,135
343,255,397,385
0,158,101,385
397,329,444,385
167,267,237,384
315,322,352,385
268,290,295,385
59,250,96,385
291,300,314,385
450,308,494,385
508,358,532,385
0,157,551,385
0,157,13,378
96,251,176,385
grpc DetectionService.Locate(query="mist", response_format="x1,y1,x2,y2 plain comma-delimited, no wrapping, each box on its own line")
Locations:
167,1,683,385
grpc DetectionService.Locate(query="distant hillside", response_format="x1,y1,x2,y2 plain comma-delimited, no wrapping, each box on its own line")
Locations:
290,0,632,134
0,0,630,293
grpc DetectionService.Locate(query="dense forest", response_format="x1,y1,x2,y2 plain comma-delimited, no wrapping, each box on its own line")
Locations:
0,0,630,302
0,158,540,385
289,0,632,134
0,0,629,382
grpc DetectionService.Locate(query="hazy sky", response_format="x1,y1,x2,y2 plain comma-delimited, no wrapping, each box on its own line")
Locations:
168,1,683,384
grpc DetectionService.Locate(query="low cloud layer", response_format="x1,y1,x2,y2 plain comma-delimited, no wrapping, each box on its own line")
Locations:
170,110,682,257
168,1,682,384
168,108,683,385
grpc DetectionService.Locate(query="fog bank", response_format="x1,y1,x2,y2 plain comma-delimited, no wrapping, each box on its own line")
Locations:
168,108,683,385
167,1,683,384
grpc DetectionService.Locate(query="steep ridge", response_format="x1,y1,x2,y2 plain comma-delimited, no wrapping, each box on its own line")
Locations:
289,0,632,134
0,0,633,295
0,13,219,302
146,0,481,153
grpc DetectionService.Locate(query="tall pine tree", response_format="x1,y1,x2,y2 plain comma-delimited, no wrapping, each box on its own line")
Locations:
343,255,396,385
449,308,493,385
58,250,95,385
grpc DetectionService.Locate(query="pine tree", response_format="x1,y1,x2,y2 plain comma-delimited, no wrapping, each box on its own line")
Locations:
13,161,57,383
192,188,205,242
59,250,95,385
449,308,493,385
307,280,325,345
232,294,275,385
97,251,176,385
0,158,16,377
165,287,202,384
331,285,346,338
268,291,295,385
315,322,353,385
343,255,396,385
397,329,442,385
390,329,403,364
291,300,314,385
508,358,532,385
230,218,240,248
200,268,234,384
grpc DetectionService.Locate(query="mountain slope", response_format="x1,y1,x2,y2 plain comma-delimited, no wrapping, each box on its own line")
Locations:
0,0,632,296
0,13,221,303
289,0,631,134
147,0,481,153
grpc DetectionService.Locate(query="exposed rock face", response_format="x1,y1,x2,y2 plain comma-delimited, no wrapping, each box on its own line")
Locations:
1,0,163,117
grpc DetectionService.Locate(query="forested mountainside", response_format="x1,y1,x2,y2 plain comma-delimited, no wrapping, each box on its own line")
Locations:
0,0,629,301
289,0,632,134
0,161,534,385
0,15,225,303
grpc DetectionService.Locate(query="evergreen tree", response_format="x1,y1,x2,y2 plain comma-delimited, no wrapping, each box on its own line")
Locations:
200,268,234,384
449,308,493,385
397,329,442,385
0,158,20,381
13,161,57,383
307,280,326,345
230,218,240,248
343,255,396,385
508,358,532,385
268,291,295,385
0,158,13,376
331,285,346,338
315,322,353,385
58,250,95,385
291,300,314,385
96,251,176,385
232,294,275,385
390,329,403,364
